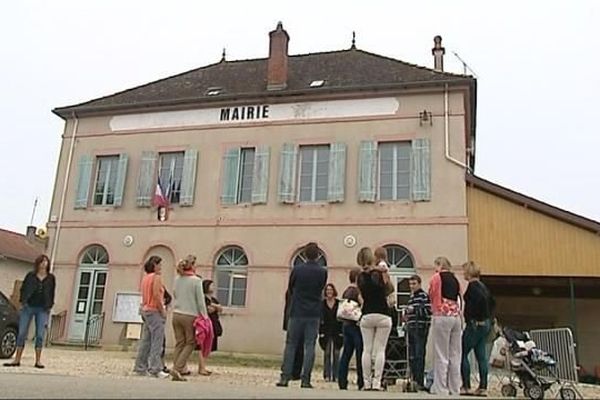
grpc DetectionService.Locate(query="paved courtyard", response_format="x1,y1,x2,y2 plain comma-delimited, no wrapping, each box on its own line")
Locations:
0,348,597,399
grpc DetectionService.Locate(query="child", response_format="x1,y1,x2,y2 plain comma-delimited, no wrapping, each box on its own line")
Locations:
374,247,390,272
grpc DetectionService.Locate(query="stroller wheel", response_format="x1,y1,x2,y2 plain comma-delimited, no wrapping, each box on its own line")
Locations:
559,388,577,400
525,384,544,400
501,384,517,397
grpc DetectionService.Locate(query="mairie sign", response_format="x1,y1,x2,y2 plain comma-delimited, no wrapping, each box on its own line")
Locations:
109,97,399,131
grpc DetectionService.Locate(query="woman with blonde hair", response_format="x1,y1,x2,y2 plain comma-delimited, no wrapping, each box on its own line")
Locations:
356,247,393,391
170,258,208,381
428,256,462,396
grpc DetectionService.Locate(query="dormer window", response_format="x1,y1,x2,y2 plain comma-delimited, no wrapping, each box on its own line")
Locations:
309,80,325,88
206,87,222,96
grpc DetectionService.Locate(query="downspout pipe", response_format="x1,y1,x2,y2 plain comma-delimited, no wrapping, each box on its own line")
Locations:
444,84,469,170
49,112,79,273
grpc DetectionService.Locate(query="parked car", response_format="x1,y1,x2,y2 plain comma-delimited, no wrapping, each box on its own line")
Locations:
0,290,19,359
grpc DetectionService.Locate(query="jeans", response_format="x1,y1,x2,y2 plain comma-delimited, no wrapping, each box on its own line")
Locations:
16,305,49,349
338,323,364,390
134,310,166,375
461,319,492,390
323,335,340,381
280,317,320,384
407,324,429,386
430,315,462,396
360,313,392,390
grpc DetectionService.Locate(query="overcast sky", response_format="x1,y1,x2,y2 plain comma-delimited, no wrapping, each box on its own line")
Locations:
1,0,598,234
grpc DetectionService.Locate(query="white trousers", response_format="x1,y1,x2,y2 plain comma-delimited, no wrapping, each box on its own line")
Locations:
359,313,392,390
430,315,462,396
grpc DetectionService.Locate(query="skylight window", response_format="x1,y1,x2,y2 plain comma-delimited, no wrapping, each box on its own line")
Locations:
309,80,325,88
206,87,222,96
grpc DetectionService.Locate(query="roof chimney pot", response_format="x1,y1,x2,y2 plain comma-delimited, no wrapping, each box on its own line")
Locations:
267,22,289,91
432,35,445,72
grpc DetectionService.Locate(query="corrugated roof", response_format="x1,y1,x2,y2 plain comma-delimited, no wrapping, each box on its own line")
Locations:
53,48,474,117
0,228,45,264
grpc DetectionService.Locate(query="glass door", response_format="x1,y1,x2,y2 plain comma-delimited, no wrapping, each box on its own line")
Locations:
68,269,107,341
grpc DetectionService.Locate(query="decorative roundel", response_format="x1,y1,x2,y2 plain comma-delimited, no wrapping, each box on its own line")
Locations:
123,235,134,247
343,235,357,248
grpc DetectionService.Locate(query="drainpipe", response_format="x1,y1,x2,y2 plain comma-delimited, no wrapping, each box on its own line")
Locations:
49,112,79,273
444,84,469,170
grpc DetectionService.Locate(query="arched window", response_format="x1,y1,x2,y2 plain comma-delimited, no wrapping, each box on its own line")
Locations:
291,247,328,268
80,245,109,266
384,244,414,269
383,244,415,308
215,246,248,307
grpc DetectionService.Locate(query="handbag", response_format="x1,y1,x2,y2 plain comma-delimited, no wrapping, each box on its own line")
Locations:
336,298,362,322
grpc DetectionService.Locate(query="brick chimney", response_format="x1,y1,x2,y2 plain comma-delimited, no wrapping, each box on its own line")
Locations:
432,35,445,72
267,22,289,91
25,225,36,243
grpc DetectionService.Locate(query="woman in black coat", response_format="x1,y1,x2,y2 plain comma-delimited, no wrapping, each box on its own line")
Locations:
4,255,55,369
319,283,343,382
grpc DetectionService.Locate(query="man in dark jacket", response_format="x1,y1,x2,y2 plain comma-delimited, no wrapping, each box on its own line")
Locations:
282,289,304,380
276,243,327,389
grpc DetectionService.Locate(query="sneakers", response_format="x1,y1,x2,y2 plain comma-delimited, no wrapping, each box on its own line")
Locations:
150,371,170,379
473,388,488,397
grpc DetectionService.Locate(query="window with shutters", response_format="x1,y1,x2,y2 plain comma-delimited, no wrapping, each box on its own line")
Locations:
378,142,411,201
298,145,330,202
158,152,184,204
93,156,119,206
238,148,255,203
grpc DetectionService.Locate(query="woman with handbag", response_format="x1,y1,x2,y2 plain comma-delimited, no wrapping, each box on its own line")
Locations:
337,267,364,390
319,284,342,382
356,247,393,391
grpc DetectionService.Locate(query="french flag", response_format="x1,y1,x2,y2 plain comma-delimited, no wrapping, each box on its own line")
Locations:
152,178,169,207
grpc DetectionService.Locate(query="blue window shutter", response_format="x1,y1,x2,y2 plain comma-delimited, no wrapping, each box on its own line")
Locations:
251,145,270,205
327,142,346,203
277,143,297,204
136,151,157,207
113,153,128,207
221,148,241,205
180,149,198,207
411,138,431,201
358,141,377,202
74,154,93,209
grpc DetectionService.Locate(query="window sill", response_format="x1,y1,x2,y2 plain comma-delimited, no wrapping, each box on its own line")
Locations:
376,200,412,206
220,203,252,209
89,206,117,212
294,202,329,208
220,307,248,317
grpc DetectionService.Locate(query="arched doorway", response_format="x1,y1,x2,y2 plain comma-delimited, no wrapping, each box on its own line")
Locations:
69,245,109,341
143,245,176,291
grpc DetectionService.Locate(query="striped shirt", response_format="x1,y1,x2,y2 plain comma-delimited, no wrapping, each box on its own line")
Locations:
406,288,432,327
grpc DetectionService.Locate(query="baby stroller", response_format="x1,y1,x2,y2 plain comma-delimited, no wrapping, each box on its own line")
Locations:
499,327,577,400
381,306,417,392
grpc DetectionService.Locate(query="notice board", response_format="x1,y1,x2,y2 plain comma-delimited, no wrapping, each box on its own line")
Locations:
112,292,143,324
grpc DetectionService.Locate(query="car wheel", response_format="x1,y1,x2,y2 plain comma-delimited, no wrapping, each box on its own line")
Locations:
0,327,18,359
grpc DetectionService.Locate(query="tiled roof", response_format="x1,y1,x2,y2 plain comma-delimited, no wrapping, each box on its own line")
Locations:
54,48,474,116
0,228,45,264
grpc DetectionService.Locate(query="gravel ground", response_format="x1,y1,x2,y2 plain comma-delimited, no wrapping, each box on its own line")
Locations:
1,348,598,399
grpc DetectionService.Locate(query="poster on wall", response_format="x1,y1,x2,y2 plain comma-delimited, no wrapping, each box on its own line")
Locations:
112,292,143,324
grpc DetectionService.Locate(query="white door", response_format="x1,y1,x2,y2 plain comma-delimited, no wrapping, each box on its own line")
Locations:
68,268,107,341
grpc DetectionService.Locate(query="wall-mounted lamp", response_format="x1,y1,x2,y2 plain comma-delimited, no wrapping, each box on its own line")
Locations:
419,110,433,126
